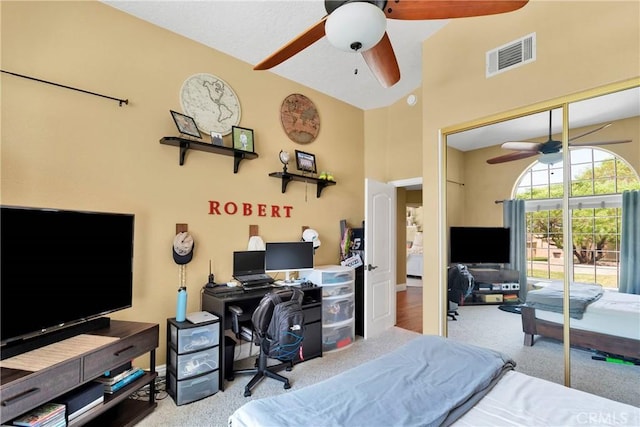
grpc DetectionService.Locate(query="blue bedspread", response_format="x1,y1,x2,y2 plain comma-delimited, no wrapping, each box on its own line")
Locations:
229,335,515,427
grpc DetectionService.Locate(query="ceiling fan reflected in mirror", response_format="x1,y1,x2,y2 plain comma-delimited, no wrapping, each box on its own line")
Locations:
486,110,633,165
253,0,529,88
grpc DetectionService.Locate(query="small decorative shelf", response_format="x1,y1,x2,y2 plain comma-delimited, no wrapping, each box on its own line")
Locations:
160,137,258,173
269,171,336,198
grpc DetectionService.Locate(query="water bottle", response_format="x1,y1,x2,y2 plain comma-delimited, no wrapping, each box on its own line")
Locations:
176,287,187,322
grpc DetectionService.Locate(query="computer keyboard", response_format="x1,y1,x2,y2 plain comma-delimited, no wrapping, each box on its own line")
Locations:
238,274,272,282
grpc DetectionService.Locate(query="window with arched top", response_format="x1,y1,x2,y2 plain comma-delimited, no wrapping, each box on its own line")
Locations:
514,147,640,289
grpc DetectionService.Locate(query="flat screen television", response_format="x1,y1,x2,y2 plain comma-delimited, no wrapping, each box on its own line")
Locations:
449,226,511,265
1,205,134,353
265,241,314,283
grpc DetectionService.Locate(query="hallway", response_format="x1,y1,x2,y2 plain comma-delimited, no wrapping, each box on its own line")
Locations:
396,286,422,334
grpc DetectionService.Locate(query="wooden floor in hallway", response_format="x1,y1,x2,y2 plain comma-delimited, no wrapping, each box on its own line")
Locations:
396,285,422,334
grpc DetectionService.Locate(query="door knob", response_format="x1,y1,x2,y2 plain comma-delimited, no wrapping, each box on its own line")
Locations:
366,264,378,271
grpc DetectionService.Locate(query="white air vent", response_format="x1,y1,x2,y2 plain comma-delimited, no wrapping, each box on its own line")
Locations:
486,33,536,77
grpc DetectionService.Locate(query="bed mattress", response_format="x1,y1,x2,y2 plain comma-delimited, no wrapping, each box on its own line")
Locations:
534,290,640,340
454,370,640,426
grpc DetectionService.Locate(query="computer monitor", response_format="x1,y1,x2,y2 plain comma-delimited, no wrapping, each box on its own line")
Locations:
265,241,314,283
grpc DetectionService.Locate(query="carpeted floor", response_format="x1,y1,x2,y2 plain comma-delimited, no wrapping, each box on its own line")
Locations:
136,305,639,426
137,327,420,427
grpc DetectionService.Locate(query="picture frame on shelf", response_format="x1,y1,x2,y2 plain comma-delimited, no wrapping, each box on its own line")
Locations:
170,110,201,139
232,126,254,152
295,150,317,174
210,131,224,146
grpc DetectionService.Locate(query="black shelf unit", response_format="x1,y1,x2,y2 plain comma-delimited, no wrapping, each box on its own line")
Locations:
160,136,258,173
268,172,336,198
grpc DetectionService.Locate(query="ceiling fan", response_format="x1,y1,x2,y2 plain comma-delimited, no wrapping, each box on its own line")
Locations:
486,110,633,165
253,0,529,88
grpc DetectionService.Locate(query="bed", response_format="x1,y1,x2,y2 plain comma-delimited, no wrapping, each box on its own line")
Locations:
522,281,640,359
228,335,639,427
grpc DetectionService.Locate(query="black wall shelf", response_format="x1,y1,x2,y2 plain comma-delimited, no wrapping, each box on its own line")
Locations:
269,171,336,198
160,136,258,173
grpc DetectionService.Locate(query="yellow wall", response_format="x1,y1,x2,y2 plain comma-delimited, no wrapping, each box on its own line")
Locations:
420,1,640,334
1,1,364,366
2,0,639,364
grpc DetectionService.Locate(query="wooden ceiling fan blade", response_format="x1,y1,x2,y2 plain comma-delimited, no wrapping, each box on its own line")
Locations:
569,139,633,147
501,141,542,151
361,32,400,88
253,17,328,70
384,0,529,20
487,150,539,165
569,123,612,141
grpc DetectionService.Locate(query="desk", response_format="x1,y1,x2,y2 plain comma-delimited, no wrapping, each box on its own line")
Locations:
200,285,322,390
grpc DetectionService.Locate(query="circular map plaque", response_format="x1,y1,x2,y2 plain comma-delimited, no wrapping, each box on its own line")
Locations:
280,94,320,144
180,73,241,136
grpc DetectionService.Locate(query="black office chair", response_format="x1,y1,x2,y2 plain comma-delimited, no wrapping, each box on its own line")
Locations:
447,264,475,320
229,287,305,397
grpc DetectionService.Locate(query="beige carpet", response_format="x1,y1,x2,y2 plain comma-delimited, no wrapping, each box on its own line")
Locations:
137,327,420,427
136,306,639,426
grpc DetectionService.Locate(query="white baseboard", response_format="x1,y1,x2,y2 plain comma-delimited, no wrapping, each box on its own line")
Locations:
156,364,166,378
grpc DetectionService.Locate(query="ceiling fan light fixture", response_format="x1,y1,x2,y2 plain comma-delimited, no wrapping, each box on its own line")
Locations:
538,151,563,165
325,2,387,53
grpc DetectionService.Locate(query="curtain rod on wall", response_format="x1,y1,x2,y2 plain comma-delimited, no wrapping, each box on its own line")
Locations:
495,200,504,204
1,70,129,107
447,179,464,186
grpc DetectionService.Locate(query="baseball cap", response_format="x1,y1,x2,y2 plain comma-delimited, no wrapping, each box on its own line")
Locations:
173,232,194,264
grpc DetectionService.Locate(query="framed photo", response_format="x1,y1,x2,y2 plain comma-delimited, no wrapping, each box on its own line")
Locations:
295,150,317,173
211,131,224,146
232,126,254,152
170,110,201,139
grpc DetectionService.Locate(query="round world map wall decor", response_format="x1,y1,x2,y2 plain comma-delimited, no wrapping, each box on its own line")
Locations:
180,73,241,136
280,94,320,144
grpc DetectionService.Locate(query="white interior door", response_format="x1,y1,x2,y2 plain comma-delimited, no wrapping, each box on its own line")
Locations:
364,178,396,338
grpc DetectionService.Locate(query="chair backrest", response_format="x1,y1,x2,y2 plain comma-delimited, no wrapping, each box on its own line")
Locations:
251,287,305,360
251,287,303,333
448,264,475,304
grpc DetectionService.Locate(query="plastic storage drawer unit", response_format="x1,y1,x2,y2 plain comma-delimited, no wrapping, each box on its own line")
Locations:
168,370,219,406
167,317,220,406
303,265,355,352
170,348,220,380
169,322,219,353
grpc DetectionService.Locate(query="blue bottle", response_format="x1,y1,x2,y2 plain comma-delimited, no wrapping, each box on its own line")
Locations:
176,287,187,322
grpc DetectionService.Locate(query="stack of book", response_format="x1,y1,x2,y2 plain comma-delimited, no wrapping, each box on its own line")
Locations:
94,366,145,394
503,293,519,303
11,402,66,427
54,381,104,423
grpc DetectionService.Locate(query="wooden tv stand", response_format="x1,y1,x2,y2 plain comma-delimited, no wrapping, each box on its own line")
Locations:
0,320,159,426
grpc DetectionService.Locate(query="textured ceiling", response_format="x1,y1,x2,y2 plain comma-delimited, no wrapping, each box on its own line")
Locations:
103,0,447,111
102,1,639,153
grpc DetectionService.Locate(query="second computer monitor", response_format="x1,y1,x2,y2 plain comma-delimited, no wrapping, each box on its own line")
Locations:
265,241,314,282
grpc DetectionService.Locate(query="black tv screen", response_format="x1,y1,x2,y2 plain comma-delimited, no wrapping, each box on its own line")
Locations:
1,206,134,346
449,226,511,265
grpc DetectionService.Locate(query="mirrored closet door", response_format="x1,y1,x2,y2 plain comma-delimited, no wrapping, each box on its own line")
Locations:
443,82,639,406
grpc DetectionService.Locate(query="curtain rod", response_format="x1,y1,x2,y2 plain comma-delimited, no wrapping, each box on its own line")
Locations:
495,200,504,204
447,179,464,186
1,70,129,106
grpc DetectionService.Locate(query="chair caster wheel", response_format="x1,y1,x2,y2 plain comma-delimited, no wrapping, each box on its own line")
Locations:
286,366,292,371
284,382,291,390
244,389,252,397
